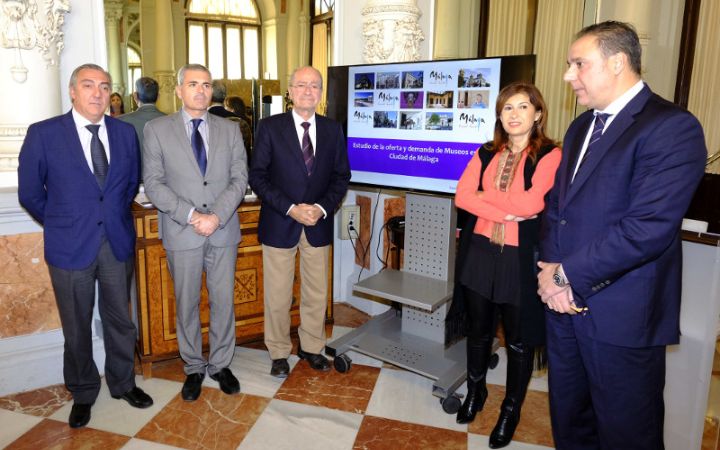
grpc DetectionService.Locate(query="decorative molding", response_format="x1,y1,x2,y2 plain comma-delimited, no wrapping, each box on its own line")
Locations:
361,0,425,64
104,0,124,22
0,0,71,82
0,124,28,137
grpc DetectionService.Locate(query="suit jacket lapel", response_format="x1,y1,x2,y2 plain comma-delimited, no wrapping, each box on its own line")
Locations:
105,118,122,187
559,114,592,208
61,111,100,190
171,112,203,176
280,112,308,172
564,85,652,205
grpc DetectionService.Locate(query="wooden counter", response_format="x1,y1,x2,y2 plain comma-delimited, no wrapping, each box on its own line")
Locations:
132,200,333,377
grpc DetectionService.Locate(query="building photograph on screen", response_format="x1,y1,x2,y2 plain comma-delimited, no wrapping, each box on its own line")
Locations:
458,68,491,87
400,111,424,130
344,57,513,194
402,71,424,88
373,111,398,128
376,72,400,89
354,73,374,89
354,92,374,107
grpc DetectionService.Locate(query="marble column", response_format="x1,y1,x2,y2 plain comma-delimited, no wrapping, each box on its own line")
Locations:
362,0,425,63
153,0,176,113
104,0,125,94
0,0,70,187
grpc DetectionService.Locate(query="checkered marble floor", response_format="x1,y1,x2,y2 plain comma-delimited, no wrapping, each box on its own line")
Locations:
0,304,555,449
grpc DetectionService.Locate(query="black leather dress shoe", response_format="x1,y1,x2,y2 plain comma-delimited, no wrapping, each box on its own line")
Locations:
69,403,92,428
297,347,330,371
181,373,205,401
112,386,154,408
270,358,290,378
210,368,240,395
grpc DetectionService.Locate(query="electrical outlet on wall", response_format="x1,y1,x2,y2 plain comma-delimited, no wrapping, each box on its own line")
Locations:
340,205,360,240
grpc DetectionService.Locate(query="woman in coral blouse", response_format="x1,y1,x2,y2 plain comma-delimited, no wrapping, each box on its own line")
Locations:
454,82,561,449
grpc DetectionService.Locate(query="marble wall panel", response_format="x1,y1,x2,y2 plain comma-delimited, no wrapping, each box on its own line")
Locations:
0,233,60,338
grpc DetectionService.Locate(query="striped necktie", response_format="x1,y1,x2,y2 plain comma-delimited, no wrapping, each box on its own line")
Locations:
301,121,315,175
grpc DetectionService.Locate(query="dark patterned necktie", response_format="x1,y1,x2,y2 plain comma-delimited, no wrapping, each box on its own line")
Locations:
85,124,108,187
574,112,610,181
301,121,315,175
191,118,207,175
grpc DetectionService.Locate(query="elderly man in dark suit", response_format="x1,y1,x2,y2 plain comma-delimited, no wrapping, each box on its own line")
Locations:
119,77,165,159
18,63,153,429
249,66,350,378
143,64,247,402
537,21,706,449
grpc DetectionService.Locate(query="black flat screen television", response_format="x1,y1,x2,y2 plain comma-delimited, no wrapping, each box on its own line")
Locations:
326,55,535,194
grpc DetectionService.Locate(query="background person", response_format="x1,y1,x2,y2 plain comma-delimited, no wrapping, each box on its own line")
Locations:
119,77,166,164
454,82,561,448
110,92,125,117
18,63,153,429
537,21,707,448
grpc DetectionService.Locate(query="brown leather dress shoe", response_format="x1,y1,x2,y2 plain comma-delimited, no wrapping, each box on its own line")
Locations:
69,403,92,428
112,386,154,408
270,358,290,378
297,347,330,371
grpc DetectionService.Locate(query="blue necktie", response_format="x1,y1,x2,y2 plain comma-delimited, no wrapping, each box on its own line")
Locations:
191,118,207,175
301,122,315,175
86,124,108,187
574,112,610,180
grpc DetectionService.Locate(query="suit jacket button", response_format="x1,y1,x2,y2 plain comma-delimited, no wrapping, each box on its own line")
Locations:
99,196,104,201
97,221,103,226
202,204,207,208
203,181,208,186
560,219,567,225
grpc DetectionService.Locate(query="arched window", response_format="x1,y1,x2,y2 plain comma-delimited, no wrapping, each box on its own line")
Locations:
127,46,142,98
311,0,334,113
186,0,261,80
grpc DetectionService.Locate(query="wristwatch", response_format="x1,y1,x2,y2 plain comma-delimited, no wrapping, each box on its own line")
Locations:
553,266,569,287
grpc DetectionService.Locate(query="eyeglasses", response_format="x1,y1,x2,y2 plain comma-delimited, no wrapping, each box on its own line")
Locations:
292,83,321,91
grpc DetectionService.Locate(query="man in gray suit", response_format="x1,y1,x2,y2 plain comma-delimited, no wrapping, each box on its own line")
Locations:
119,77,166,159
143,64,248,401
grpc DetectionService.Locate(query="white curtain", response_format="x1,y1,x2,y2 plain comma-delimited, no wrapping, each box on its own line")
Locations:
486,0,535,57
687,0,720,173
312,21,329,114
533,0,584,142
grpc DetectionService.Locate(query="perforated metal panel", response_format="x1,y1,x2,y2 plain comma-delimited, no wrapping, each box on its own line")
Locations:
403,193,457,281
402,302,449,343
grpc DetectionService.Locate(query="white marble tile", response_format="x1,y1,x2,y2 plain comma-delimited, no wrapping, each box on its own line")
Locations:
327,326,384,368
468,432,555,449
49,376,181,436
0,408,43,448
365,366,467,432
226,346,299,398
121,438,186,450
237,398,362,450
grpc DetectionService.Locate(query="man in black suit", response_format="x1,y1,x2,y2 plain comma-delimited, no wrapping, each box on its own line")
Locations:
537,21,706,448
18,63,153,429
119,77,166,159
208,80,238,119
249,66,350,378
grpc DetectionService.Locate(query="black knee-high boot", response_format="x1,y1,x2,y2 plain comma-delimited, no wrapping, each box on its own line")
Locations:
456,336,492,424
489,342,534,448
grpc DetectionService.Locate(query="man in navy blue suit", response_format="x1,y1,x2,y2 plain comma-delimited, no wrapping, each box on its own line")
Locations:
249,66,350,378
18,64,153,429
537,22,707,448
